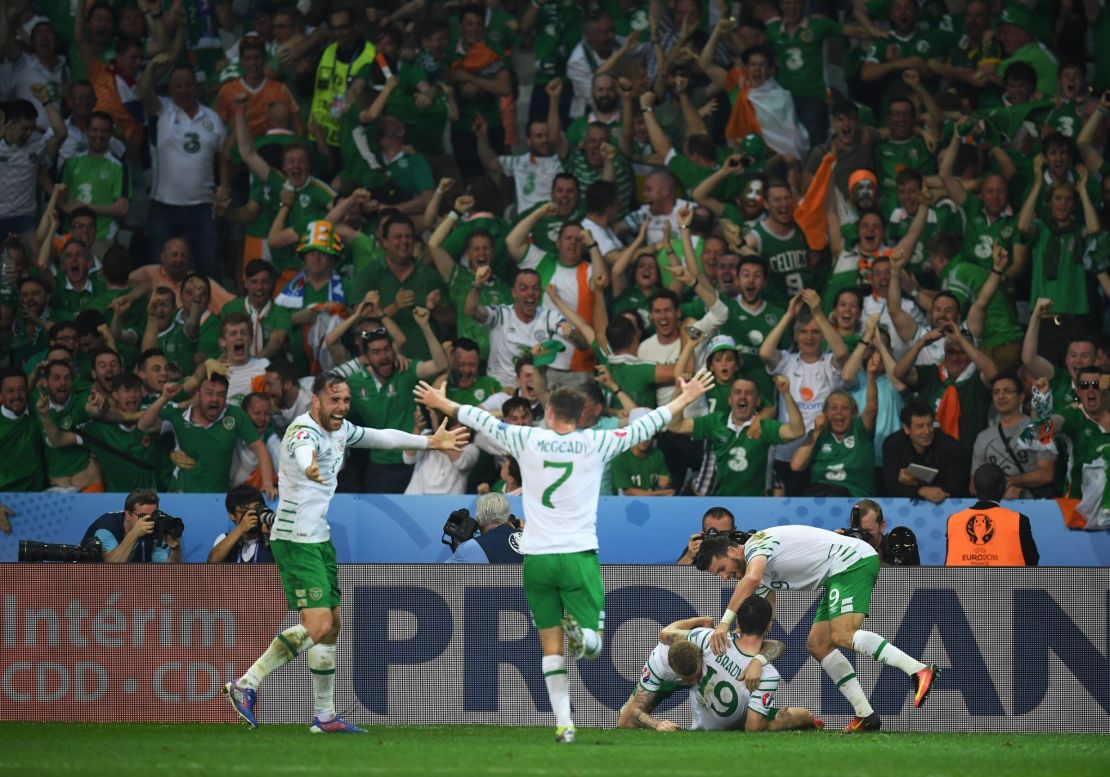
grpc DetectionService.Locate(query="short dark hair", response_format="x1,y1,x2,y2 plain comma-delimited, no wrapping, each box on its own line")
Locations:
928,233,961,261
242,391,271,412
606,316,638,353
124,489,159,513
452,337,480,355
552,172,579,192
244,259,274,279
266,358,299,385
383,213,415,237
900,401,934,427
464,228,493,252
101,244,132,285
692,535,737,571
585,180,618,214
973,463,1007,502
3,99,37,123
226,484,264,514
202,372,230,390
44,359,73,378
512,267,541,286
89,345,121,366
312,371,347,396
111,372,142,392
895,168,923,187
548,388,585,425
1003,61,1037,89
220,311,252,337
702,507,735,530
932,290,962,311
501,396,533,420
648,289,680,311
685,133,716,161
89,110,114,127
990,373,1022,393
137,348,166,370
740,44,774,67
69,206,97,225
737,595,772,636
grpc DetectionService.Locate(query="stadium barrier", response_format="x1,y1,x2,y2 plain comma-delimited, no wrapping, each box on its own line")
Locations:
0,565,1106,732
2,493,1109,565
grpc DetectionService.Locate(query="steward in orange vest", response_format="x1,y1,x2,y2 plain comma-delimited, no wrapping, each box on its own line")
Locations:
945,464,1039,566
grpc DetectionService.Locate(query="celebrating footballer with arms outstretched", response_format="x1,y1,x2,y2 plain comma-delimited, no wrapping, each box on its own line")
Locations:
416,369,715,743
225,372,468,733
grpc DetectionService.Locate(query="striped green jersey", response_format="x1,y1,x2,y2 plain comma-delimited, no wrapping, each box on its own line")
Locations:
456,405,672,553
638,627,780,729
744,525,877,594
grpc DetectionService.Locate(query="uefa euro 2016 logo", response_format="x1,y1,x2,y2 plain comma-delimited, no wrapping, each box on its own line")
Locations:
965,514,995,545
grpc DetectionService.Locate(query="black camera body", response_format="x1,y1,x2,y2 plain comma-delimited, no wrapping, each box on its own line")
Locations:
19,537,103,563
152,510,185,543
698,527,753,545
442,508,480,551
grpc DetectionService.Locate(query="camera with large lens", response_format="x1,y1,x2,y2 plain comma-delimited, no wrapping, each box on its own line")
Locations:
699,527,753,545
19,537,103,563
242,504,276,538
840,526,874,545
442,508,480,552
152,510,185,543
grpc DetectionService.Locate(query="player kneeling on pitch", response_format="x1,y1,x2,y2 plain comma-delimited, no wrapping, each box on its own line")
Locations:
694,526,939,731
618,596,820,732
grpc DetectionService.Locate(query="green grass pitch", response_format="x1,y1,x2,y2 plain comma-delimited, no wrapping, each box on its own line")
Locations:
1,724,1108,776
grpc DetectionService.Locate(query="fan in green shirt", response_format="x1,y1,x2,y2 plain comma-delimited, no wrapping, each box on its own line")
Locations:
443,338,502,405
1013,159,1101,317
511,175,584,254
33,369,94,482
0,370,47,491
71,372,164,492
218,260,293,361
790,389,878,499
895,328,997,446
138,374,273,495
611,439,673,496
354,216,449,362
1041,367,1110,501
669,375,805,496
346,320,450,467
51,240,106,314
61,146,127,241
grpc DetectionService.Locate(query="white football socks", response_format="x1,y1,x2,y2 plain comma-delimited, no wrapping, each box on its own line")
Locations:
542,655,573,728
852,630,927,675
308,643,337,721
239,624,315,690
820,650,874,718
581,628,603,661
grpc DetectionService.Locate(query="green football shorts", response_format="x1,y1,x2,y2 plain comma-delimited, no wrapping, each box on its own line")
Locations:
270,539,341,610
813,555,880,623
522,550,605,631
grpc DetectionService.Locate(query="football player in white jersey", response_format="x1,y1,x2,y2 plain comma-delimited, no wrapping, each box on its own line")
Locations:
619,597,820,732
694,524,939,732
415,369,715,743
224,372,468,733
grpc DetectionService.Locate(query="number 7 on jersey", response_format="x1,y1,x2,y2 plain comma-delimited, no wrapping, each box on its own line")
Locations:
541,461,574,508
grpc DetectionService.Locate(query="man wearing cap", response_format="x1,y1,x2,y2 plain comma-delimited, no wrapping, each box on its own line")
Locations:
997,4,1059,97
274,221,349,376
346,307,449,494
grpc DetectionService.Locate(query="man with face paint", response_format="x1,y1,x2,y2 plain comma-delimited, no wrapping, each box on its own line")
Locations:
691,154,766,230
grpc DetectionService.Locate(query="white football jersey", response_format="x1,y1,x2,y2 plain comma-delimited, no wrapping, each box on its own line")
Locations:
744,524,877,594
271,412,428,543
638,627,780,730
456,405,672,553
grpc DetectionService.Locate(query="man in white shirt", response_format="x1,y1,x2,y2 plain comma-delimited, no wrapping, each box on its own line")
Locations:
139,59,228,280
219,313,270,406
566,13,633,118
621,169,692,244
7,20,67,131
477,113,564,213
465,267,566,389
580,180,622,259
760,290,850,494
264,359,313,435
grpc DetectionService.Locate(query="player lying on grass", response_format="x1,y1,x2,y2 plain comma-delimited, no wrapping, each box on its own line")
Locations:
415,370,716,744
618,596,821,732
694,526,939,732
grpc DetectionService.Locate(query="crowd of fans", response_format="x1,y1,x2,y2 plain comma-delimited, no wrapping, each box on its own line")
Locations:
1,0,1109,509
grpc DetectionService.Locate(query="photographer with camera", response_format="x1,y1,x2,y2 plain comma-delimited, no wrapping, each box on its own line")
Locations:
446,493,523,564
209,485,275,564
81,489,183,563
839,499,921,567
677,507,746,566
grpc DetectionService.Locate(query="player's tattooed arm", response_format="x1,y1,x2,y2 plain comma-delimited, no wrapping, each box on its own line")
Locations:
659,616,713,644
617,689,679,731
